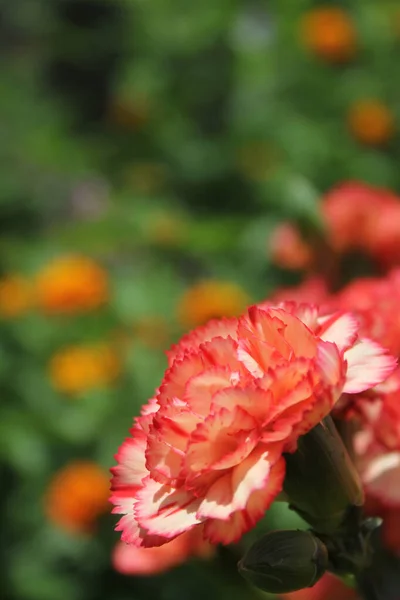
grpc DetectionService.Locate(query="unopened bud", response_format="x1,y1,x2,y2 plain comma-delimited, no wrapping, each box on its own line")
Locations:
284,416,364,534
238,529,329,594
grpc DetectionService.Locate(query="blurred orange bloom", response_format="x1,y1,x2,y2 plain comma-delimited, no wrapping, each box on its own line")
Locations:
300,7,356,63
348,100,395,146
112,527,214,576
35,255,108,314
282,573,359,600
45,461,110,533
0,275,32,318
178,280,250,328
49,343,120,395
269,223,313,270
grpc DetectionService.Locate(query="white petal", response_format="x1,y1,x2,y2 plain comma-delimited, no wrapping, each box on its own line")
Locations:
343,339,397,394
135,477,203,538
318,312,359,352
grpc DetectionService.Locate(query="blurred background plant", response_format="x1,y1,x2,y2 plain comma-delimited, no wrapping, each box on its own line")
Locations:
2,1,400,600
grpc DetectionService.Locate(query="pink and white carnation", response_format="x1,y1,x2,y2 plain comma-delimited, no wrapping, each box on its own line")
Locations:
110,303,396,547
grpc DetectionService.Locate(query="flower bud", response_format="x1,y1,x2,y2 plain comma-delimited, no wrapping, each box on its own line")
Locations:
283,416,364,534
238,529,329,594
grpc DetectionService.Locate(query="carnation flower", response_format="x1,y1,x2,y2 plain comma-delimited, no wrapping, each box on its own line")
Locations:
269,223,313,270
322,182,395,253
112,528,213,576
111,304,395,547
321,182,400,267
365,203,400,269
331,271,400,355
327,271,400,441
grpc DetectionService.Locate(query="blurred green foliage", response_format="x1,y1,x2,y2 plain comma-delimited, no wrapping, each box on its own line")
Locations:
1,1,399,599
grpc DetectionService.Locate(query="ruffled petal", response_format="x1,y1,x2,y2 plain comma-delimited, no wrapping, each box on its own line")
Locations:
203,457,285,544
343,338,397,394
211,387,273,423
266,308,318,358
167,317,238,364
186,406,258,473
110,428,148,491
135,477,203,539
318,312,359,352
197,445,283,520
184,366,233,415
238,307,292,358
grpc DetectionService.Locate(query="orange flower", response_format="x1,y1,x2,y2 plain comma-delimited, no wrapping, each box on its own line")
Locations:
49,343,120,395
0,275,32,318
348,100,395,146
300,7,356,63
112,528,214,576
45,461,110,533
178,280,250,328
269,223,313,270
35,255,108,314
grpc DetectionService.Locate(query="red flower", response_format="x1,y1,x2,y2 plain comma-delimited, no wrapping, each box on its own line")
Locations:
323,182,394,250
366,202,400,269
322,181,400,267
332,270,400,357
111,305,395,547
327,271,400,445
269,223,313,270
